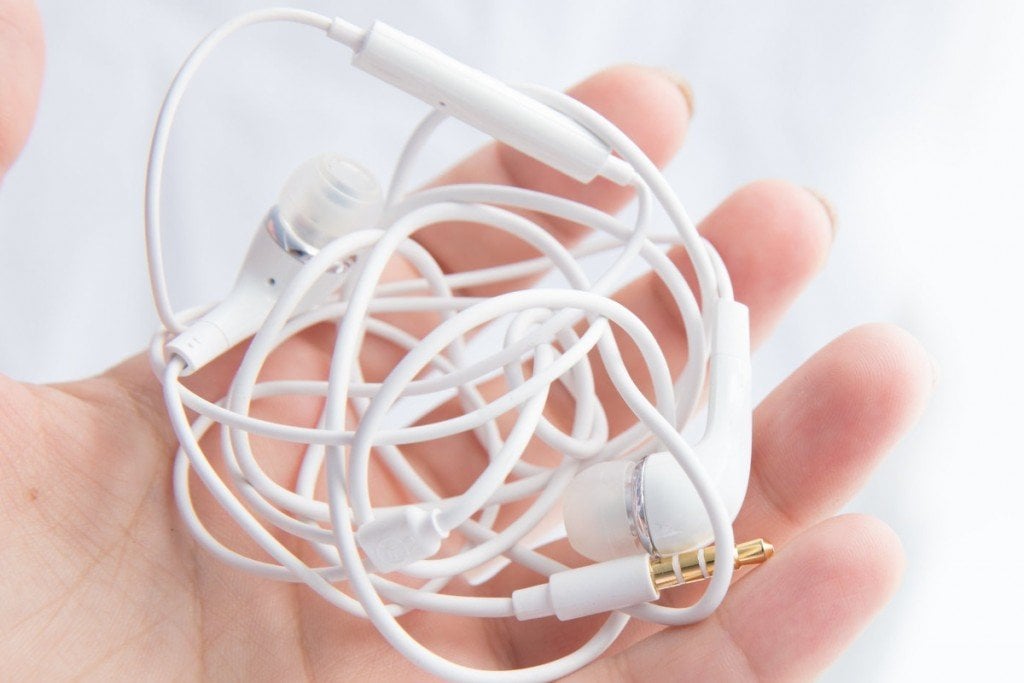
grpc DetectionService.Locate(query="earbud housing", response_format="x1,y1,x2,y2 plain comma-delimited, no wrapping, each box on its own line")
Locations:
166,153,383,373
564,300,752,561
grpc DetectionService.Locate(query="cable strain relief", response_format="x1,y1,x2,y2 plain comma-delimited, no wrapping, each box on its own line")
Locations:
512,554,658,621
166,321,232,376
326,17,367,49
511,583,554,620
599,156,635,186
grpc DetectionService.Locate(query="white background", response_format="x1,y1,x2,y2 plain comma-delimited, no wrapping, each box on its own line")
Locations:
1,1,1021,679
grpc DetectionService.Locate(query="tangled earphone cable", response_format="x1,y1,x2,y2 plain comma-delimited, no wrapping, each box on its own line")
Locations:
144,9,769,681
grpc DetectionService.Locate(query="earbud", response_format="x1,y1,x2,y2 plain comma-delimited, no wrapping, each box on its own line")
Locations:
563,299,752,561
271,154,383,256
166,153,382,373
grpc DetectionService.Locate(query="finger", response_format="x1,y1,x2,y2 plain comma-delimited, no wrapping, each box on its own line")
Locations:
365,64,693,378
641,322,933,615
412,64,693,296
0,0,44,180
481,303,931,664
736,323,935,545
78,64,693,426
446,187,836,657
593,179,836,433
323,65,693,386
570,514,905,682
396,180,835,504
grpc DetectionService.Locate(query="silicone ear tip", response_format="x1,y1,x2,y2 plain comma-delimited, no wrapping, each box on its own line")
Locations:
562,460,639,562
277,154,383,249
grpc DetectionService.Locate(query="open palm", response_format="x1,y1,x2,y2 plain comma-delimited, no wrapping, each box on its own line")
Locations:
0,3,934,680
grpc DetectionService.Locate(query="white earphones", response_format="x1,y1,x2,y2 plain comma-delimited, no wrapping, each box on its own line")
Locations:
145,8,770,682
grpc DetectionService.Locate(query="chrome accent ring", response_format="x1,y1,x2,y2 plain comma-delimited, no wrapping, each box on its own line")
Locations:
266,207,355,274
626,457,656,556
265,206,317,263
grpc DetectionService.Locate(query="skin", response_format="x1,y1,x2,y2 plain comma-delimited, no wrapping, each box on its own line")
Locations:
0,1,935,680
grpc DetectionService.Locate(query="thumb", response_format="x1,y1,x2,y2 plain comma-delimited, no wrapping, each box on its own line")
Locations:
0,0,44,181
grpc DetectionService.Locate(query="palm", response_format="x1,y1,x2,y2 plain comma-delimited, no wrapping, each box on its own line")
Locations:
0,4,933,680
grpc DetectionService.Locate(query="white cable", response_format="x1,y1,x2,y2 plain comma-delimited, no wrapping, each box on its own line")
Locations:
146,9,747,682
145,8,347,333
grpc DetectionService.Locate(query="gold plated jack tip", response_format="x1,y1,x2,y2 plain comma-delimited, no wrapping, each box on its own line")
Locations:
649,538,774,591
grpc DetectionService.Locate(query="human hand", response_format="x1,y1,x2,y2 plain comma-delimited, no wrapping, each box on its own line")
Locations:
0,2,935,679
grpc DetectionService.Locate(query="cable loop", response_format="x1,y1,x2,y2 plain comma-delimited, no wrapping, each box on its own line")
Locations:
147,9,737,682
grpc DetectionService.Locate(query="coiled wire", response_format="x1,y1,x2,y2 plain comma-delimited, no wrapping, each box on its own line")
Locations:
145,9,737,682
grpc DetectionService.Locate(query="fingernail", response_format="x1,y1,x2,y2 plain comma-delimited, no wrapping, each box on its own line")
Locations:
804,187,838,240
654,68,695,118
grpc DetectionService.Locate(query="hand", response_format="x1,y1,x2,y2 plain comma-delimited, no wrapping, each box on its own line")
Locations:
0,3,935,680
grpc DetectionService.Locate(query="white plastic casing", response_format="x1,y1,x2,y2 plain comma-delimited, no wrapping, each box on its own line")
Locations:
356,506,447,574
511,554,657,621
680,300,752,548
641,451,715,554
350,22,631,185
167,154,382,374
166,226,339,373
562,300,752,560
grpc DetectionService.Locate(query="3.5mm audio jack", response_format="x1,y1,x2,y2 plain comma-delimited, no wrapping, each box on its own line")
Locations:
650,539,774,590
511,539,774,621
